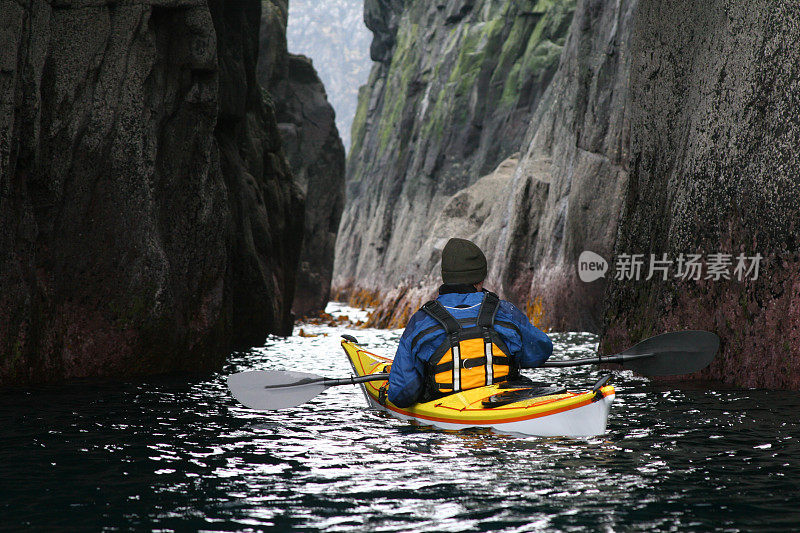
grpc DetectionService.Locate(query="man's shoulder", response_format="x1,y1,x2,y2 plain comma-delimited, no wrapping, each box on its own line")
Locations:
403,306,438,334
496,298,529,323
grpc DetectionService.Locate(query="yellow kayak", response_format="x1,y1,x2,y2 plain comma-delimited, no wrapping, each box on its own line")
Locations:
341,339,615,437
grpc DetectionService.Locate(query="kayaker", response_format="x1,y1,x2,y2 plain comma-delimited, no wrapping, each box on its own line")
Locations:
386,238,553,407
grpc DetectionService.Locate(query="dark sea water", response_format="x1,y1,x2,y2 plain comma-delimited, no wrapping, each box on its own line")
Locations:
3,303,800,532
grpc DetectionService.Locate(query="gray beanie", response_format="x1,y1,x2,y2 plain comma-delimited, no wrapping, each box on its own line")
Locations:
441,238,487,284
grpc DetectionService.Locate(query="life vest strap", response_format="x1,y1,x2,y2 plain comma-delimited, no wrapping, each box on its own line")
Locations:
421,300,461,334
484,333,493,386
449,332,461,391
477,293,500,386
476,291,500,327
432,355,511,374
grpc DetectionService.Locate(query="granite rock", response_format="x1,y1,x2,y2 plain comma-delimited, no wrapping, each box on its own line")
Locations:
601,0,800,388
491,0,636,331
0,0,304,385
334,0,576,301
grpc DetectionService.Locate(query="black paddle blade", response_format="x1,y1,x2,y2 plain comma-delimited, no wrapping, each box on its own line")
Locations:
619,330,719,376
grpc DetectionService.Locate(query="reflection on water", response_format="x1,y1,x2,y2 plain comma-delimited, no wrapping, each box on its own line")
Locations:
2,303,800,531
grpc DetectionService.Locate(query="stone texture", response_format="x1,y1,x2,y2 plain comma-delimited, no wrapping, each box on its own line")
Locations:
601,0,800,388
334,0,577,300
258,0,346,317
0,0,304,385
365,156,519,328
334,0,800,390
338,0,633,332
490,0,636,331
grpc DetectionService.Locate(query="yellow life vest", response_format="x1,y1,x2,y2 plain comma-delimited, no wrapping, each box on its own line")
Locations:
421,292,516,398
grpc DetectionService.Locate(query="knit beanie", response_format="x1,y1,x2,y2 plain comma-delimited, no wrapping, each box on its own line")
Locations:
441,238,487,284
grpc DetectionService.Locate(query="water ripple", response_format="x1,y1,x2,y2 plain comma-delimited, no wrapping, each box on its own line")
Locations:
2,304,800,531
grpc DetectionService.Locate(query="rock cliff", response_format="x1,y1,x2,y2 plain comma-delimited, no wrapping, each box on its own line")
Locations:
334,0,577,298
602,0,800,388
337,0,632,332
336,0,800,389
492,0,635,331
285,0,372,151
0,0,304,385
258,0,345,318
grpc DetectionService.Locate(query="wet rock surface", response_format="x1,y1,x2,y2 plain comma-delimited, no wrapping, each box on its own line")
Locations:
601,0,800,388
336,0,800,392
363,156,520,328
0,0,304,385
491,0,636,331
334,0,631,333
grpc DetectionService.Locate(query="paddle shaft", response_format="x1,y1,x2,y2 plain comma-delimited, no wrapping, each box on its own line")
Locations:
260,372,391,390
312,355,651,387
311,352,655,384
323,373,390,387
542,352,654,368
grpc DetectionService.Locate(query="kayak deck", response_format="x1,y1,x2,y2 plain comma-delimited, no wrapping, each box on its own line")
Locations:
341,340,615,436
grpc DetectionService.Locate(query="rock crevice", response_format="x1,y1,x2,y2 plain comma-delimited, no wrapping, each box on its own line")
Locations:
258,0,346,318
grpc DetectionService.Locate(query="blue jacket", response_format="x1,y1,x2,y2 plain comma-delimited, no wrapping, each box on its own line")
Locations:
388,291,553,407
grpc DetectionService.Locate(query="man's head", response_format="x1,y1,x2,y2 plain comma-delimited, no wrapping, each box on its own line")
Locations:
441,238,487,285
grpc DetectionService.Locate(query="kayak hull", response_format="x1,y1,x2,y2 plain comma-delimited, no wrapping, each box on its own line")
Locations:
342,340,615,437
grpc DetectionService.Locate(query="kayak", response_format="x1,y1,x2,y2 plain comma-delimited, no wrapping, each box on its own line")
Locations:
341,339,615,437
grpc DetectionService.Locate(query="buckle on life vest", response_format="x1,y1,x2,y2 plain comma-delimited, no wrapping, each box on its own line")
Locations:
462,358,483,369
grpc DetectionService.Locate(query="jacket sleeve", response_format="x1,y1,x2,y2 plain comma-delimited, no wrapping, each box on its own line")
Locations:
506,302,553,368
387,318,425,407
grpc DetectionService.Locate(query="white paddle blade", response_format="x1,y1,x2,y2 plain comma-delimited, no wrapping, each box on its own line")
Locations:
226,370,329,410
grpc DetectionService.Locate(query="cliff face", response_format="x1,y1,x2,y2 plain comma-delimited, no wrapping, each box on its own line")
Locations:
285,0,372,151
334,0,576,294
337,0,800,389
363,155,520,328
0,0,304,385
492,0,635,331
258,0,346,318
602,0,800,388
340,0,634,331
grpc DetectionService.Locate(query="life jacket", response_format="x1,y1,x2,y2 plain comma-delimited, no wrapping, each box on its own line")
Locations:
420,291,517,400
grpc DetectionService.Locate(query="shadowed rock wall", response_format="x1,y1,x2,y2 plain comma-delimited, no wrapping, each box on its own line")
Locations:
0,0,304,385
258,0,346,318
602,0,800,388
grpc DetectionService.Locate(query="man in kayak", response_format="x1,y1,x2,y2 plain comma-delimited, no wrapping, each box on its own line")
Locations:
386,238,553,408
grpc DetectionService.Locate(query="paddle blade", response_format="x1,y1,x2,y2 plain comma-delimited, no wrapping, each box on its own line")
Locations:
227,370,329,410
620,330,719,376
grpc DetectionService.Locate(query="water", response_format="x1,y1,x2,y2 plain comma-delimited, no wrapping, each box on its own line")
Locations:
2,303,800,532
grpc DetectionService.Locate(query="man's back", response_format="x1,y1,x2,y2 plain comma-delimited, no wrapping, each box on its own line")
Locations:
388,289,553,407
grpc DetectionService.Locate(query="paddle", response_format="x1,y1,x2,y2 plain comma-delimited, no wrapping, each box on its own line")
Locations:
542,330,719,376
227,330,719,410
227,370,390,410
